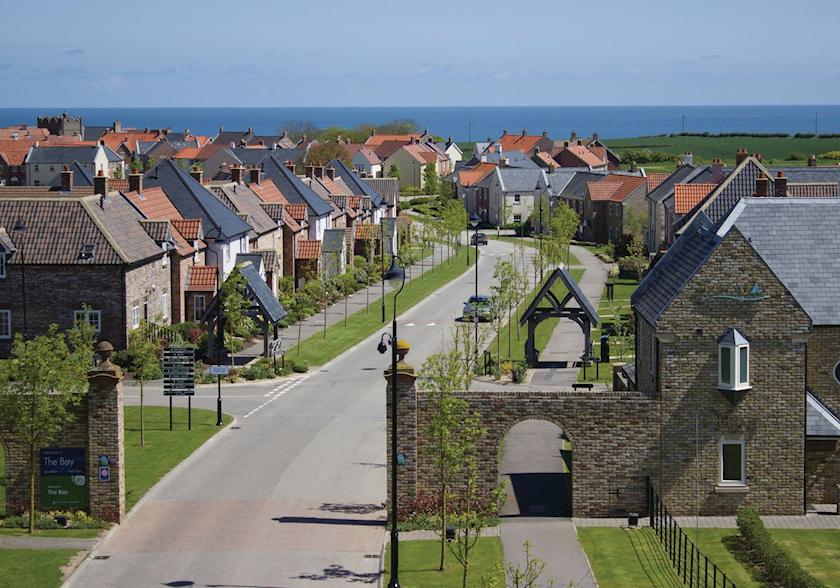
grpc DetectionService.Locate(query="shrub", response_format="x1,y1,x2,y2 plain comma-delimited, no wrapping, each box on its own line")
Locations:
1,510,106,529
787,152,806,161
736,508,825,588
818,133,840,139
617,148,676,164
818,151,840,160
242,363,272,380
288,358,309,373
511,361,527,383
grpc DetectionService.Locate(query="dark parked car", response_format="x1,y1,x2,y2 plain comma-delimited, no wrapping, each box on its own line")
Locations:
471,232,488,245
463,295,494,322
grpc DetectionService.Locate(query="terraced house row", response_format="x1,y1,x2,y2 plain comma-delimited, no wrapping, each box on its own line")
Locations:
0,117,401,357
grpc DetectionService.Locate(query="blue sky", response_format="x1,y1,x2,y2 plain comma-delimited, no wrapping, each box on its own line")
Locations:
1,0,839,107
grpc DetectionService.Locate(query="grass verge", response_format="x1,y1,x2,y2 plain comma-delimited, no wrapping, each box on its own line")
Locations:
0,548,79,588
0,528,100,538
287,247,472,366
488,235,581,266
124,405,232,511
384,537,505,587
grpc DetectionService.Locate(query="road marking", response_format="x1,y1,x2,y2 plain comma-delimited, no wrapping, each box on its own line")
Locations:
426,322,436,327
404,322,415,327
246,376,309,417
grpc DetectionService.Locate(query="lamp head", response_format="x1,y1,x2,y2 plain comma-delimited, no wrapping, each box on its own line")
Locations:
469,213,480,228
377,333,389,354
383,256,405,293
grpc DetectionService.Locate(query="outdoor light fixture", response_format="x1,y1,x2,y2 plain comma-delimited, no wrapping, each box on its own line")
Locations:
384,256,406,294
377,333,390,355
469,213,480,228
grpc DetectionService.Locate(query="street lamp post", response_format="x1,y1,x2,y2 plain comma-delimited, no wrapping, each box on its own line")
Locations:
378,255,406,588
469,214,480,358
205,243,225,426
12,218,27,338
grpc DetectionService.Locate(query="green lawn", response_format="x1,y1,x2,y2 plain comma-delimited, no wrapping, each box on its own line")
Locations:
384,537,505,587
287,247,472,366
580,527,840,588
488,235,581,266
606,135,840,171
0,528,100,538
578,277,639,384
124,406,232,511
485,268,584,364
0,548,79,588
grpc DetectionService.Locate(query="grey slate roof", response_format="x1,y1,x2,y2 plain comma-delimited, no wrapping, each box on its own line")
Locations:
83,126,109,142
239,261,286,324
365,178,399,203
211,183,278,236
632,213,720,325
646,164,699,203
322,228,346,253
559,171,608,200
235,252,263,273
27,146,100,164
143,159,252,241
545,170,576,194
807,391,840,437
259,155,333,218
46,161,94,187
729,197,840,325
327,159,385,208
768,167,840,184
496,167,545,192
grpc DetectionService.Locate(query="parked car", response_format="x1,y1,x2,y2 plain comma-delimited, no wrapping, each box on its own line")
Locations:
463,295,494,322
471,232,488,245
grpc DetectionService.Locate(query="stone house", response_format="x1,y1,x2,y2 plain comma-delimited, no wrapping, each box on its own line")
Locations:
631,197,840,515
583,173,648,244
380,142,450,190
0,189,171,355
25,144,125,186
479,166,550,227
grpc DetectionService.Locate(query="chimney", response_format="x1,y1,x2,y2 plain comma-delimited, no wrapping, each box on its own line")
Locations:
735,148,749,166
100,139,106,146
774,171,788,197
190,165,203,184
521,128,528,137
370,129,376,137
752,152,763,163
570,131,577,141
711,158,725,172
61,165,73,191
502,128,509,136
534,146,541,154
592,132,599,142
808,154,817,167
128,171,142,193
230,164,245,184
563,140,570,148
247,127,253,134
113,120,122,133
249,166,261,185
486,137,492,143
542,130,548,138
314,166,324,179
219,126,224,134
754,172,769,197
94,169,109,197
184,128,190,135
682,151,694,165
305,165,315,178
326,167,335,180
447,136,453,144
285,160,296,174
577,139,583,146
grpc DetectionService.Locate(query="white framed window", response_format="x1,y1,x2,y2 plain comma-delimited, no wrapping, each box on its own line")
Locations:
74,309,101,333
193,294,206,322
0,310,10,339
513,214,522,223
718,328,750,390
514,194,521,203
161,292,169,320
719,438,746,486
33,165,39,172
130,305,140,328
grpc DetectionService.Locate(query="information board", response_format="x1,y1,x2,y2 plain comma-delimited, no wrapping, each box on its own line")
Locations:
40,448,86,509
163,347,195,396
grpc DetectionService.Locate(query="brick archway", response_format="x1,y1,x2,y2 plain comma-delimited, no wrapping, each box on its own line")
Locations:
388,368,660,518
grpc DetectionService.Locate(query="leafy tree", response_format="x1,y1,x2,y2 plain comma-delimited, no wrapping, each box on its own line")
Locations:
145,156,158,171
278,120,320,142
305,141,352,167
491,259,519,360
502,541,554,588
440,199,467,259
286,288,313,356
0,322,95,532
128,327,160,448
423,163,439,195
335,271,358,327
617,235,648,280
548,201,579,267
388,164,400,180
220,265,255,365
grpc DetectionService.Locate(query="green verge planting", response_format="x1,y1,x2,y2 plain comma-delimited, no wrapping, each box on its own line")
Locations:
486,268,584,365
578,277,639,384
488,235,581,266
286,246,472,366
124,405,232,511
383,537,505,587
0,548,79,588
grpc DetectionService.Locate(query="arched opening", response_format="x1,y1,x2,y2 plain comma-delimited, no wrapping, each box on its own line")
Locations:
498,419,572,517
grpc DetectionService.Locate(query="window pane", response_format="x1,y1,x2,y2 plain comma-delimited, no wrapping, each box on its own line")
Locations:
739,346,748,384
722,443,742,482
720,346,731,384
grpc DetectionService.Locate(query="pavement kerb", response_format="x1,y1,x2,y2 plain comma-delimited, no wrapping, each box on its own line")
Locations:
62,415,239,588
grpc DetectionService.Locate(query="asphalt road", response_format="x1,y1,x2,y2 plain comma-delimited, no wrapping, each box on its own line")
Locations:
67,237,521,588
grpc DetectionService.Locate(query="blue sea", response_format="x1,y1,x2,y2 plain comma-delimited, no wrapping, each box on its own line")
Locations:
1,105,839,141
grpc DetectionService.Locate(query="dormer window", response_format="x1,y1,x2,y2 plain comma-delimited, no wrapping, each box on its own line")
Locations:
79,243,96,260
719,328,750,391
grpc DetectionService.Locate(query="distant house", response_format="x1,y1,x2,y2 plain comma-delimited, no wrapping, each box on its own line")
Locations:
431,137,463,169
351,147,382,178
488,129,553,157
477,167,550,227
260,155,332,242
249,178,308,284
24,144,124,186
553,140,609,171
553,132,621,169
583,173,648,244
455,162,497,220
381,142,450,190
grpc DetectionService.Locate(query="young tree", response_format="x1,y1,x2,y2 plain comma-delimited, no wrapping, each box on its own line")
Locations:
548,202,579,268
419,350,474,571
0,322,95,533
490,259,518,361
388,164,400,180
503,540,554,588
220,266,255,366
335,271,358,327
618,235,648,280
128,327,160,448
423,163,439,196
287,288,313,356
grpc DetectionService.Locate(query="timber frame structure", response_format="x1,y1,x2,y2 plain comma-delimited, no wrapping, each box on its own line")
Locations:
519,267,599,367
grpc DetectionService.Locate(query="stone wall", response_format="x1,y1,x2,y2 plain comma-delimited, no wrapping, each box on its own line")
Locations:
806,439,840,505
654,229,811,515
806,326,840,414
125,258,171,329
2,346,125,522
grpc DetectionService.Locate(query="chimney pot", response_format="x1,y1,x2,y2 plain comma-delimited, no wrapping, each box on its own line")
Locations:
564,141,570,148
305,165,315,178
61,166,74,192
230,164,245,184
190,166,203,184
774,171,788,197
326,167,335,180
571,131,577,141
285,160,296,174
735,148,749,166
808,154,817,167
592,132,599,141
521,128,528,137
94,172,109,197
542,130,548,137
754,172,769,197
314,166,324,179
502,128,509,136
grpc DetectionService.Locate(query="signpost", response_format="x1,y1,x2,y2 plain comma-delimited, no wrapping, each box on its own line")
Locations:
163,346,195,431
40,448,86,509
269,338,284,372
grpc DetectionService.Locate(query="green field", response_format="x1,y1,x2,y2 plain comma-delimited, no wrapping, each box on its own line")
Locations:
124,406,232,511
0,548,79,588
384,537,505,587
287,246,472,366
579,527,840,588
606,134,840,172
485,268,584,364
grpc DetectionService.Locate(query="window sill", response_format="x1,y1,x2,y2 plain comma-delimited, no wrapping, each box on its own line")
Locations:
718,385,752,393
715,484,750,494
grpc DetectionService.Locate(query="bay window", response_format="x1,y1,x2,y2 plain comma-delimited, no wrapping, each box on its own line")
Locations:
719,328,750,390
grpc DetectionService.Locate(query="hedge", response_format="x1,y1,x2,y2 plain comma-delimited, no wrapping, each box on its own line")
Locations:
736,508,825,588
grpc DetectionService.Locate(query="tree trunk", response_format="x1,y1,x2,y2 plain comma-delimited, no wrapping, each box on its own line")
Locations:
461,533,470,588
439,490,447,571
29,444,36,533
323,302,328,339
508,306,512,356
344,294,348,327
297,318,302,356
140,380,145,447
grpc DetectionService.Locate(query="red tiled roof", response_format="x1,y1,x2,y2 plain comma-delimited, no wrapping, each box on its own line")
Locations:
587,181,620,202
561,144,605,167
99,131,162,152
354,223,382,240
296,239,321,260
109,178,129,192
186,265,218,291
0,126,49,140
365,133,422,147
675,183,716,214
250,179,290,205
0,139,34,166
460,162,497,187
598,174,648,202
123,187,182,220
173,147,201,160
171,219,202,240
286,203,307,221
646,173,670,192
495,133,544,154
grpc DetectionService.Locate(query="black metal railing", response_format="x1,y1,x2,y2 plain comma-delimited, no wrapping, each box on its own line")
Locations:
646,477,735,588
142,321,179,343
